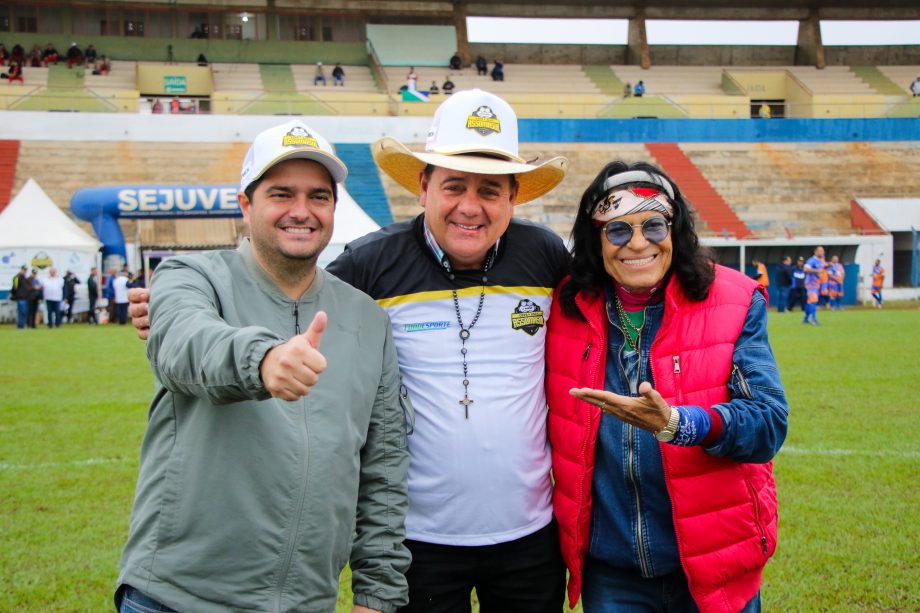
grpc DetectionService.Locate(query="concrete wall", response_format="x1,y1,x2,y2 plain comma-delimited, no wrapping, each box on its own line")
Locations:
470,43,920,66
469,43,629,65
649,45,796,66
824,45,920,66
5,33,369,65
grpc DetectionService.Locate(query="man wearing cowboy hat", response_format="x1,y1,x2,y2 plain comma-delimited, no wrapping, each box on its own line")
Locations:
116,120,410,613
127,91,570,610
327,89,569,611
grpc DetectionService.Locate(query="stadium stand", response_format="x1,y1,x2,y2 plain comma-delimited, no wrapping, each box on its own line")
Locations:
0,140,19,212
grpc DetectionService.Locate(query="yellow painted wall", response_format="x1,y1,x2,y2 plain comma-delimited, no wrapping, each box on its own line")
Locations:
811,95,901,118
784,74,814,118
138,65,213,96
729,72,787,99
672,95,750,118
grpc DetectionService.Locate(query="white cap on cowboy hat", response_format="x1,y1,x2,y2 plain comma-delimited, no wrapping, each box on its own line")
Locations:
239,120,347,193
372,88,567,204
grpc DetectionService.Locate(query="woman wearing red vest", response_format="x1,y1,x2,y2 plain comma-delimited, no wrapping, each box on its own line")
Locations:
546,162,788,613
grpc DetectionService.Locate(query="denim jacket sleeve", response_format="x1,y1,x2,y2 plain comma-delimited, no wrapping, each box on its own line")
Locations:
703,290,789,463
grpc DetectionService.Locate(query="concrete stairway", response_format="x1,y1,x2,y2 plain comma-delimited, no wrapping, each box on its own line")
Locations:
680,142,920,237
334,143,393,226
645,143,753,238
0,140,20,213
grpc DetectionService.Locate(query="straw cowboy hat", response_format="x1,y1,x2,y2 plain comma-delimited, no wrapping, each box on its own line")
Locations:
372,89,567,204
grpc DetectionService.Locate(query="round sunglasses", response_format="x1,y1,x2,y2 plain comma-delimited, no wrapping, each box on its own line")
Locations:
601,216,671,246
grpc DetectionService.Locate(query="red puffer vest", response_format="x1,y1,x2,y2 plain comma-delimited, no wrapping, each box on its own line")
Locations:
546,266,777,613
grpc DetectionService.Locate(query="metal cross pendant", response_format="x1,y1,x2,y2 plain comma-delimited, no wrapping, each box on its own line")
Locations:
460,394,474,419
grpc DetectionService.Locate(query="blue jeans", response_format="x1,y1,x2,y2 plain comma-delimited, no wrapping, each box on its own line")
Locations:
118,585,179,613
582,557,761,613
775,286,790,312
16,299,28,328
45,300,62,328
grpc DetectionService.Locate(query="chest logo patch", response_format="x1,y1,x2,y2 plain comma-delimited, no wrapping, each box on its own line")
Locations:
510,299,545,336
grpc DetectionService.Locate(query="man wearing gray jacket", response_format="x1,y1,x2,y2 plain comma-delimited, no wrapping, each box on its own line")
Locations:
116,120,411,613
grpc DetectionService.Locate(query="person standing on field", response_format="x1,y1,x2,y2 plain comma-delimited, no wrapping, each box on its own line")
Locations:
115,120,410,613
87,267,99,324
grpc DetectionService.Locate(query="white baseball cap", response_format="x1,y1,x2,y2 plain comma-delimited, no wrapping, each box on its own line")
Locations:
239,120,347,194
371,89,567,204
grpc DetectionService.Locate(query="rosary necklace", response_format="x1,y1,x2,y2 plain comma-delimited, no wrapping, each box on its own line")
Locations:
450,251,494,419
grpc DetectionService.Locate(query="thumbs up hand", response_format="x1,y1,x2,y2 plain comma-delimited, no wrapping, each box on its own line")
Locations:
260,311,328,401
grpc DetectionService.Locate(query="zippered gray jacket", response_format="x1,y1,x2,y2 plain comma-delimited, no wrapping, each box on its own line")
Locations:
116,239,410,613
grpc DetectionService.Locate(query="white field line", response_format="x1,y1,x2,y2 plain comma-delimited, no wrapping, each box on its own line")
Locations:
781,445,920,459
0,457,133,471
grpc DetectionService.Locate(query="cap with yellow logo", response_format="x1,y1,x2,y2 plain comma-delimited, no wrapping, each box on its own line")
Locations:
239,120,347,194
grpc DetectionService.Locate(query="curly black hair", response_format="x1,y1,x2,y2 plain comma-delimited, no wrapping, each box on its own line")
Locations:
559,160,715,319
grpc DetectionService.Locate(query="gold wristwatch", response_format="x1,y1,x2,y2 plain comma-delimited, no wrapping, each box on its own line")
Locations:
655,406,680,442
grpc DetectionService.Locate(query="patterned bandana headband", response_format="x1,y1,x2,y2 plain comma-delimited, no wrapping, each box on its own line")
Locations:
591,170,675,223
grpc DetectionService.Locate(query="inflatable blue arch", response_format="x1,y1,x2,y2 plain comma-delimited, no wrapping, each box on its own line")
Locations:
71,184,240,268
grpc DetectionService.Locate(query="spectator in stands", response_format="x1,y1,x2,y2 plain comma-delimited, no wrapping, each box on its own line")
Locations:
93,55,110,75
84,44,97,67
775,255,793,312
190,26,206,39
42,42,59,66
151,98,163,114
29,45,42,67
170,97,180,113
314,61,326,86
332,63,345,86
197,53,208,67
442,76,455,95
6,60,23,85
623,82,632,98
758,103,772,119
911,76,920,97
406,66,418,91
634,80,646,97
475,54,487,76
10,43,25,65
428,80,439,95
0,44,8,65
490,59,504,82
449,52,461,71
66,42,83,69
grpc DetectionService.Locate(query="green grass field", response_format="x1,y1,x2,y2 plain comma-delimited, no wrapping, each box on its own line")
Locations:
1,305,918,611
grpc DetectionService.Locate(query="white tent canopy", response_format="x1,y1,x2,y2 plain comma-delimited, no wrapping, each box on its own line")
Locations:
320,185,381,267
0,178,101,251
0,179,101,313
